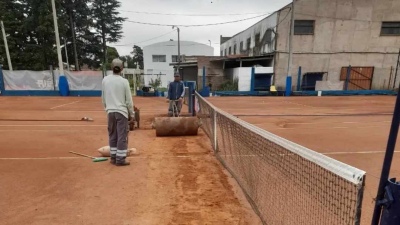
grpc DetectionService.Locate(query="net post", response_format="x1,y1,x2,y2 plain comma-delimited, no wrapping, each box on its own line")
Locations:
355,175,366,225
371,84,400,225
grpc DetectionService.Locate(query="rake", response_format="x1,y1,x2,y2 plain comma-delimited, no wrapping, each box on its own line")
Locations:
69,151,108,162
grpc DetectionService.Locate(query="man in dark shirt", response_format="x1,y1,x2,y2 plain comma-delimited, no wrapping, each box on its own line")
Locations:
167,73,185,117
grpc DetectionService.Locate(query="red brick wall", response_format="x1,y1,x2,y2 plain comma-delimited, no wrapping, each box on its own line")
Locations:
196,56,227,90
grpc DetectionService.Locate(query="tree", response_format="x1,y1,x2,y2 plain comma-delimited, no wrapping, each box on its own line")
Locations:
24,0,69,70
0,0,26,69
0,0,125,71
131,45,143,69
119,55,135,68
102,46,119,69
91,0,125,69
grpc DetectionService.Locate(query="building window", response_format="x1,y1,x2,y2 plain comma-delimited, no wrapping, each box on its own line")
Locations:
246,38,251,50
220,51,223,56
229,47,232,55
152,55,166,62
233,44,237,54
240,41,243,51
381,22,400,35
171,55,180,62
294,20,315,35
224,49,227,56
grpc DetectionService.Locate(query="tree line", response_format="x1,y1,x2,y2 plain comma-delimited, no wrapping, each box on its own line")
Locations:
0,0,142,71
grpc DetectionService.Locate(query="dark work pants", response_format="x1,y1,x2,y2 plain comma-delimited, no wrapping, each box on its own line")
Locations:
107,112,128,162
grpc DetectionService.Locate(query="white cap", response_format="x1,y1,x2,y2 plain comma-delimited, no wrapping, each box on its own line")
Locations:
111,58,123,70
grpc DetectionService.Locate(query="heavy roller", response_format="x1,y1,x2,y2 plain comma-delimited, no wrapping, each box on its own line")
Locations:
153,100,201,137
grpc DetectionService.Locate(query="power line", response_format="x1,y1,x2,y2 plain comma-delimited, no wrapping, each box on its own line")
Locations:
112,29,176,46
125,14,271,27
120,10,269,17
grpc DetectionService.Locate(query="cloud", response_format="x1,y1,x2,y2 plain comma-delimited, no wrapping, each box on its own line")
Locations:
112,0,292,56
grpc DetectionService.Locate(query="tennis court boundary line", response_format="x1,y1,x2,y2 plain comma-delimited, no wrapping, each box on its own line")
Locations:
50,100,81,110
0,155,211,160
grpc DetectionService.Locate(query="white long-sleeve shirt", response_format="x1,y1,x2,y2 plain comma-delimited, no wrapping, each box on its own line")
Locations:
101,74,134,119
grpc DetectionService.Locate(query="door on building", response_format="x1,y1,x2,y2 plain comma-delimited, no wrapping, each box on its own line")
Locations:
340,67,374,90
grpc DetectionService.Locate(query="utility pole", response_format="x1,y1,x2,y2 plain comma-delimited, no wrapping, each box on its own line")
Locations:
287,0,295,77
285,0,295,96
69,10,79,71
172,26,181,73
51,0,64,76
0,21,12,71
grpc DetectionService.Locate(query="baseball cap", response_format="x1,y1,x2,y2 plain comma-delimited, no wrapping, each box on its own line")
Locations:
174,72,180,77
111,58,123,70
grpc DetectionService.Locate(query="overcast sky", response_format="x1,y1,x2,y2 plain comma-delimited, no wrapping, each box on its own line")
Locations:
111,0,292,56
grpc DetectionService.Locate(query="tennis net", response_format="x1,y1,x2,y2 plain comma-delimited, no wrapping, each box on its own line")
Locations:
194,92,366,225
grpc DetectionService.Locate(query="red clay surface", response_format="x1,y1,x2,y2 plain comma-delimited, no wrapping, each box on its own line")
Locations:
208,95,400,225
0,96,262,225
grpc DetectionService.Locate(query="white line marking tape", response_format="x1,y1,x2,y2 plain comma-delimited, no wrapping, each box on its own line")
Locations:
50,101,81,110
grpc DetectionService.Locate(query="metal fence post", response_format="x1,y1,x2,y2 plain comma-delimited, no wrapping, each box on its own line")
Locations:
251,67,255,92
393,49,400,90
213,110,218,153
202,66,206,90
50,65,56,91
297,66,302,91
0,65,4,95
371,85,400,225
345,65,352,91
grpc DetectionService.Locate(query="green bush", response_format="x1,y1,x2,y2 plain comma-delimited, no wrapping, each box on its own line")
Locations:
217,78,239,91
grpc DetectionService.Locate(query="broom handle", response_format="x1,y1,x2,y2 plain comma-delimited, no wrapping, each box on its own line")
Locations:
69,151,95,159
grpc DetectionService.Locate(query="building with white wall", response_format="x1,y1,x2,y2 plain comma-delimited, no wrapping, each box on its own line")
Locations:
220,0,400,91
143,41,214,88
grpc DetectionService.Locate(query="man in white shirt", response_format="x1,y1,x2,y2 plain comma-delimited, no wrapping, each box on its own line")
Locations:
102,58,134,166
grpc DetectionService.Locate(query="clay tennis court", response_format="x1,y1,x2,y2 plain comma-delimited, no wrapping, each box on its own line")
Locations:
208,95,400,225
1,95,399,225
0,96,262,225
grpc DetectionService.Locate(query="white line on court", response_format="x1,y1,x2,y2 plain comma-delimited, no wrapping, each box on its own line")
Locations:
0,155,210,160
287,121,391,125
54,110,104,112
284,101,315,108
324,151,399,155
276,125,389,130
0,129,104,132
50,101,81,110
0,125,106,127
